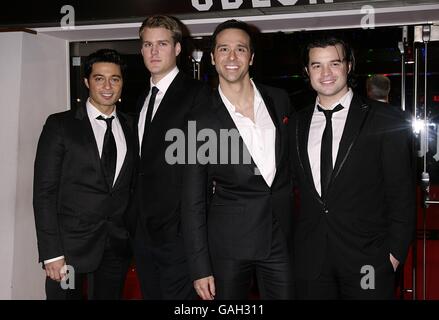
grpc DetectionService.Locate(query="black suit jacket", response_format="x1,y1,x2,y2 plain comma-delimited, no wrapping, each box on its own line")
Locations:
181,83,294,281
130,71,211,245
33,105,135,273
290,94,416,280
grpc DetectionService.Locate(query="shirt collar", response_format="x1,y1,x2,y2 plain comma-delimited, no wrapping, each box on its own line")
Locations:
86,98,117,119
150,66,179,95
218,79,262,116
314,88,353,111
251,79,263,115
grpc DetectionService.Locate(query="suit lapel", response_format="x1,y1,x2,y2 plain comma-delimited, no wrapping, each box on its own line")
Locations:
74,105,107,187
150,72,185,125
331,94,370,186
212,91,238,130
136,74,182,158
212,91,256,174
257,85,281,169
112,112,132,190
296,105,321,199
296,95,370,200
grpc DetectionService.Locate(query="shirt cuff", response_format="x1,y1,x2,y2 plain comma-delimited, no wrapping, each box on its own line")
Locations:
44,256,65,265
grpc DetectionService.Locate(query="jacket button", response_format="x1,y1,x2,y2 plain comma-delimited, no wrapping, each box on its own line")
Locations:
323,207,329,214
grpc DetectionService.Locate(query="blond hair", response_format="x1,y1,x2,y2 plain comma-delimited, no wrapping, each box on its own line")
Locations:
139,15,182,44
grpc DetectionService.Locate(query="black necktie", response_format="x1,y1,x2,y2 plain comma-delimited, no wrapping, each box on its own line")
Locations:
318,104,343,198
97,115,117,188
141,86,159,155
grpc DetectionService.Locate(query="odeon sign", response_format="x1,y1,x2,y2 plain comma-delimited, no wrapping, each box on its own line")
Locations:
191,0,334,11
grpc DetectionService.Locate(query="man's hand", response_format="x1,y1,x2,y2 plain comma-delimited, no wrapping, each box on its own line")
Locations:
390,253,399,272
194,276,215,300
45,258,66,282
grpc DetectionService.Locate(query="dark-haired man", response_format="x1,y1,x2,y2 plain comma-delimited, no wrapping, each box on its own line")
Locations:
182,19,294,300
290,37,415,299
33,49,134,299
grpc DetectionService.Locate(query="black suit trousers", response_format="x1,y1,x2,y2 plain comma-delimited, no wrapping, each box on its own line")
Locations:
295,236,396,300
211,218,294,300
45,237,131,300
132,224,197,300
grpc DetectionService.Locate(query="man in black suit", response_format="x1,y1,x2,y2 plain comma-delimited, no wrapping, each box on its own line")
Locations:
181,20,294,300
130,15,210,299
290,36,415,299
33,49,134,299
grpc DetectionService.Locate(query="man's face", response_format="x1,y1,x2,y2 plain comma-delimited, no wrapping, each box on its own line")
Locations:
140,27,181,83
211,28,254,85
306,44,351,104
84,62,123,113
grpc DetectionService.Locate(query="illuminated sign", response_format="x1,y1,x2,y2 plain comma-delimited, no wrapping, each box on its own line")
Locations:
0,0,392,28
191,0,334,11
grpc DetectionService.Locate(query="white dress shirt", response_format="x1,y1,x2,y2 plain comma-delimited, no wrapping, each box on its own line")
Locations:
44,100,127,265
138,66,179,154
219,80,277,187
307,89,353,196
86,99,127,185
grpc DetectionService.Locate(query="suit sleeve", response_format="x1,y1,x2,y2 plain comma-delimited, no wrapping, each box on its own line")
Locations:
181,114,212,282
33,115,65,263
381,109,416,263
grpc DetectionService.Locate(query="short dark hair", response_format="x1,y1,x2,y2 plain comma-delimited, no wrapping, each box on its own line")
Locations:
302,36,356,87
139,15,182,45
211,19,255,55
367,75,391,100
83,48,127,80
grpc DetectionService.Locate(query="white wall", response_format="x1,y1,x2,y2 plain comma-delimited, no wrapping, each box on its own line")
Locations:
0,32,23,300
0,32,69,299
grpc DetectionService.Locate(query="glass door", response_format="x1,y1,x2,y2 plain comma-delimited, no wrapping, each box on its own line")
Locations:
411,24,439,300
